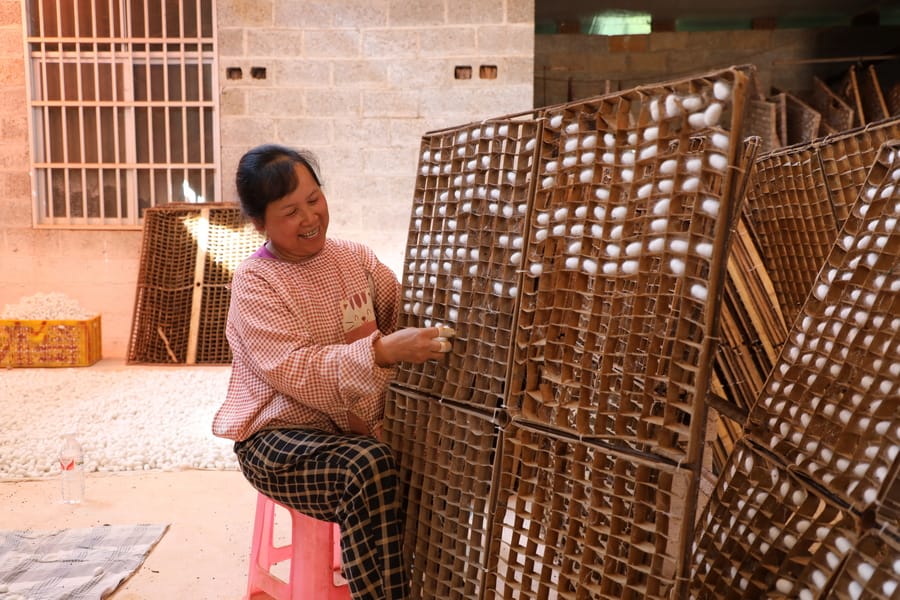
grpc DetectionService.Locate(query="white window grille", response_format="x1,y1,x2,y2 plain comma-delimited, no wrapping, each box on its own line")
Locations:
24,0,219,227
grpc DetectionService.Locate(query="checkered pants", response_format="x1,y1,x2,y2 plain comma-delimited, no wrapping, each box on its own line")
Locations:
234,429,409,600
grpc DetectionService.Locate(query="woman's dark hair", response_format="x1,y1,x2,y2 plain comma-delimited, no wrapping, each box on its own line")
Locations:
235,144,322,221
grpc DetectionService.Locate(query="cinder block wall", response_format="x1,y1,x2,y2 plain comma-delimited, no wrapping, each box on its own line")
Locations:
216,0,535,276
0,0,534,358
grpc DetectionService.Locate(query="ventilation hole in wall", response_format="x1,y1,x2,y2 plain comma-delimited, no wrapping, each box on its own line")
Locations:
454,66,472,80
479,65,498,79
226,67,243,80
250,67,267,80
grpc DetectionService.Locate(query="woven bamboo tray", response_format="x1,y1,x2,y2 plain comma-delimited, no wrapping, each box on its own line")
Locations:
382,386,506,600
485,422,689,600
394,117,541,410
688,439,860,599
746,139,900,520
508,66,751,462
127,203,264,364
743,116,900,327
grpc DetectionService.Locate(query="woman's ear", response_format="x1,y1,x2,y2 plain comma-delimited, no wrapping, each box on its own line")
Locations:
251,217,266,235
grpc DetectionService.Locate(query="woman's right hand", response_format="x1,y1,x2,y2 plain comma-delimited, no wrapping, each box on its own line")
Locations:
373,326,455,367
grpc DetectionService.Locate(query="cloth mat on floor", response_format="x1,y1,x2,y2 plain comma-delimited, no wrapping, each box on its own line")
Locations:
0,523,168,599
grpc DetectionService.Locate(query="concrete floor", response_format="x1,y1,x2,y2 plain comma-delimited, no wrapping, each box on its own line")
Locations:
0,470,259,599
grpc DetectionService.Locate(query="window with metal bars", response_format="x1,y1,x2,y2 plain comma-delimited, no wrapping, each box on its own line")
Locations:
24,0,219,227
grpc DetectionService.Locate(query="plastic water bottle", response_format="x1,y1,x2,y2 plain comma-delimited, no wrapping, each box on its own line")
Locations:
59,434,84,504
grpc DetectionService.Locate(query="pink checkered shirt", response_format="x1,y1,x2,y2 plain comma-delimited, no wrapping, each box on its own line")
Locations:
212,238,400,441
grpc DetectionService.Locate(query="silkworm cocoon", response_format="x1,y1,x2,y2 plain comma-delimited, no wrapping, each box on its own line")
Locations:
582,134,597,149
567,241,582,255
609,225,623,239
669,239,689,253
542,176,554,189
581,152,596,164
570,224,584,236
469,248,480,260
488,202,499,214
565,256,579,269
622,260,639,274
458,233,468,244
611,206,628,220
653,198,670,215
711,132,730,150
648,237,665,253
499,234,510,247
649,98,660,121
620,150,635,165
552,224,566,236
670,258,685,274
512,236,524,249
603,132,616,147
700,198,719,216
704,102,723,126
506,171,516,184
643,126,659,141
696,242,713,257
574,206,588,219
525,138,536,151
591,224,603,237
714,80,731,100
625,241,642,256
651,218,668,233
582,258,598,275
536,211,550,225
686,157,702,173
565,139,578,153
638,182,654,198
603,262,618,275
580,168,594,183
554,207,569,222
691,283,708,301
688,112,706,129
595,188,610,201
683,94,703,111
658,179,674,194
492,281,504,295
665,94,680,117
660,159,677,175
466,173,475,184
510,252,522,266
535,228,548,242
530,262,543,276
639,145,657,161
502,205,514,218
682,177,700,192
546,160,558,173
563,156,578,168
447,219,457,230
709,153,728,171
498,125,508,136
466,159,477,170
468,264,478,276
606,244,621,258
508,286,518,298
627,132,638,145
517,203,527,214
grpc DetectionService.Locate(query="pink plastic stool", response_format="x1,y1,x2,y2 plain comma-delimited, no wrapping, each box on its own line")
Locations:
245,492,351,600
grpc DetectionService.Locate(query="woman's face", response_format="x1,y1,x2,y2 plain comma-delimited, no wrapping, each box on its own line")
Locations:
259,163,329,261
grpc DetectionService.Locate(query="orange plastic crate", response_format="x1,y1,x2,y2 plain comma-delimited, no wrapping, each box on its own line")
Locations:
0,316,102,367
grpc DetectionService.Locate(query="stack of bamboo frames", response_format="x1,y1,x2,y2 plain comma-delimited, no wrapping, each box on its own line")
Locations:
385,62,899,598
